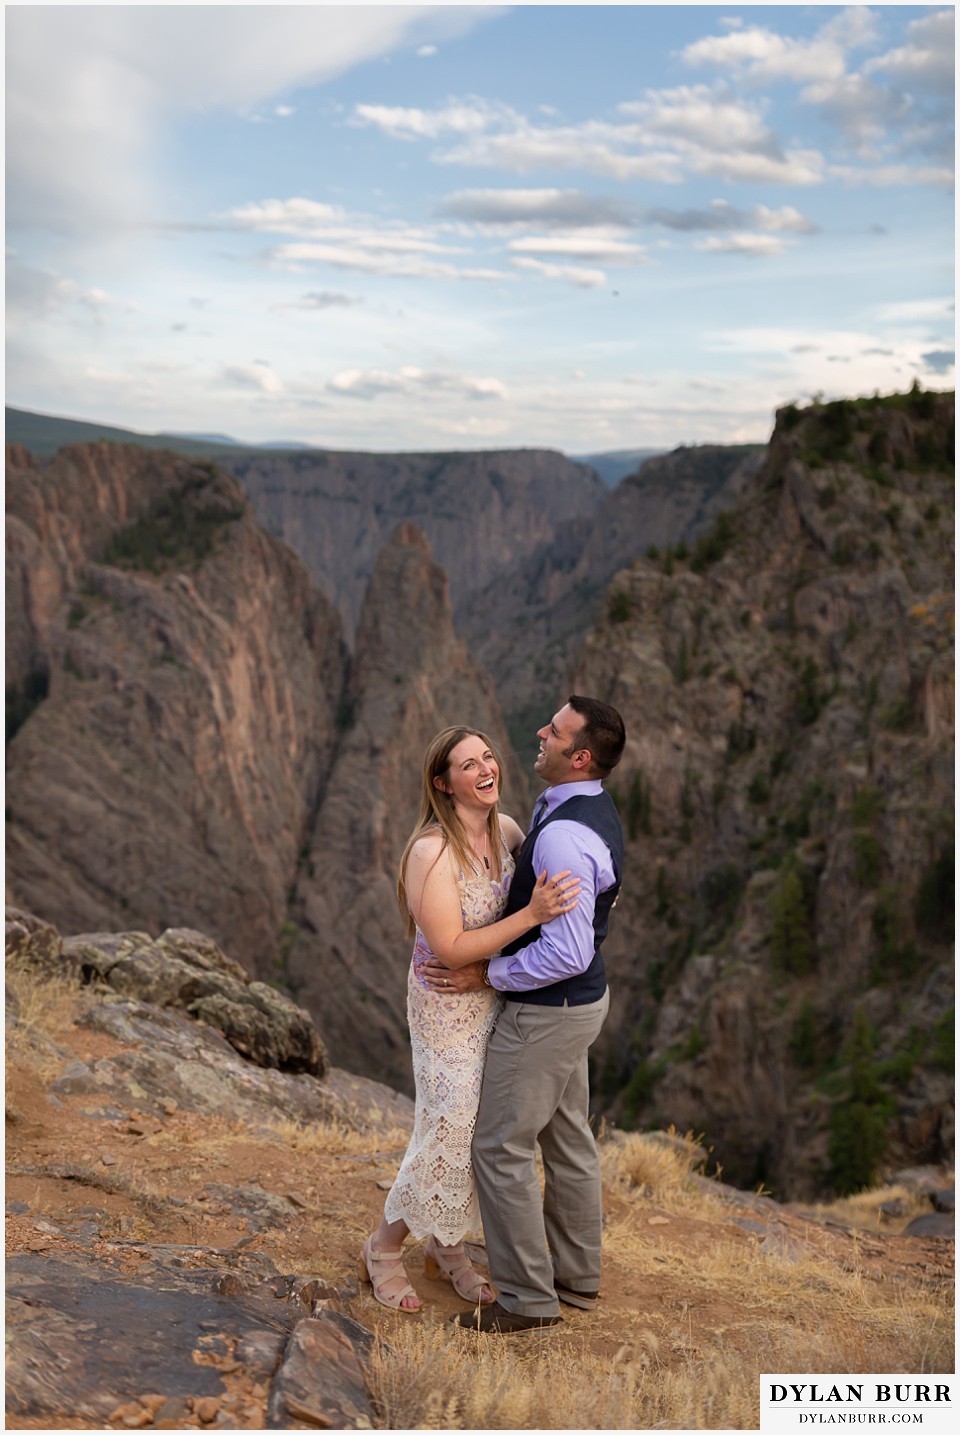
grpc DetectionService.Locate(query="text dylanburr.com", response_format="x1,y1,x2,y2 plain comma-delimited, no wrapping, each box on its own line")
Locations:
760,1377,956,1433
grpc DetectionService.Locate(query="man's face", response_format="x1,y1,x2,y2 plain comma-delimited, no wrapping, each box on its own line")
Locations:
534,704,587,785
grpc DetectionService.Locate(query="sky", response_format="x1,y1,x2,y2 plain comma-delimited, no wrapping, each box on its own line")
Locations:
5,1,955,454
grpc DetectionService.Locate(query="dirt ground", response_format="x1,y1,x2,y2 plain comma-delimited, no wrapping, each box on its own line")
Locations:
5,1010,955,1431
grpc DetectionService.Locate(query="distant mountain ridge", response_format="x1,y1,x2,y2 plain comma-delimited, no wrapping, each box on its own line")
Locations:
573,447,669,486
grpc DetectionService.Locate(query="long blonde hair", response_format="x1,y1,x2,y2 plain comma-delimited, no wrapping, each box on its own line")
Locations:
397,725,505,938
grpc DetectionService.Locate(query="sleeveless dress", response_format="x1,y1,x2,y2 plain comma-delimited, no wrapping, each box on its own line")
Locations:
383,853,513,1245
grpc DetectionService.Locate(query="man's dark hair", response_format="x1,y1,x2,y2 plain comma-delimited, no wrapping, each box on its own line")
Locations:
565,694,626,777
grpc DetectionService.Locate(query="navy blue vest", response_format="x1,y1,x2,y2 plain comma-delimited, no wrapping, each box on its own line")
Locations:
501,790,624,1007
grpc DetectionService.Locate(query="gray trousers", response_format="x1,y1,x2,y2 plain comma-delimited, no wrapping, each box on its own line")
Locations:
472,988,609,1316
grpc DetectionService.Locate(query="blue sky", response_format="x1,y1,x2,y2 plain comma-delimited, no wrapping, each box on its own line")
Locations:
5,2,955,453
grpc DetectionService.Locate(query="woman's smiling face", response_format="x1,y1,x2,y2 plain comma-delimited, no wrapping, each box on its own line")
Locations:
435,734,500,812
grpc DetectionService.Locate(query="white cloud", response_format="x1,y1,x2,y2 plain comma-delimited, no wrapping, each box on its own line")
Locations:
681,27,844,85
222,362,284,394
510,256,607,288
5,262,121,327
6,6,495,234
417,45,438,58
226,199,351,233
353,98,512,141
507,235,647,264
266,241,505,282
828,163,954,188
639,200,817,234
358,87,825,186
277,290,362,312
440,188,634,229
694,233,788,258
866,9,955,94
328,366,507,401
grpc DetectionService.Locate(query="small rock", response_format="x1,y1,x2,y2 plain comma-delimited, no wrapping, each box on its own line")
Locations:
195,1396,220,1424
286,1190,309,1209
647,1216,670,1226
101,1152,118,1167
213,1273,246,1298
903,1213,955,1239
161,1098,178,1115
110,1402,144,1422
931,1188,955,1214
376,1179,393,1191
139,1394,167,1415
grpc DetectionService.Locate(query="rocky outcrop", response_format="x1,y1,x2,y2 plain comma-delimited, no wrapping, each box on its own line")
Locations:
285,522,528,1093
5,443,348,977
571,390,955,1197
461,444,765,762
229,446,606,639
6,905,413,1135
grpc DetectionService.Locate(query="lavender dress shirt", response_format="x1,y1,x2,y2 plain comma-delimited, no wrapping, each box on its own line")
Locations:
487,779,617,992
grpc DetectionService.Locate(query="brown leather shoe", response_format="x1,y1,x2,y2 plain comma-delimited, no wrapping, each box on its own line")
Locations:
554,1282,600,1310
450,1300,562,1335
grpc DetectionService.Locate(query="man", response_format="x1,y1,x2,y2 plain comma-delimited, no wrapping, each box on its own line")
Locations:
425,694,625,1334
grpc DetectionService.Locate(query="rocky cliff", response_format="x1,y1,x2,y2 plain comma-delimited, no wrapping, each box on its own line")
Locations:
284,523,527,1092
5,442,348,976
570,389,954,1198
227,446,606,639
5,445,527,1096
461,443,765,763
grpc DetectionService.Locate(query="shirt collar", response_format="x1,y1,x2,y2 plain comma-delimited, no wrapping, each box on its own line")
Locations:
540,778,604,814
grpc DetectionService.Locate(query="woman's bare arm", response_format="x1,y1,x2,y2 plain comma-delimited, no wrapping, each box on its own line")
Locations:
406,831,579,969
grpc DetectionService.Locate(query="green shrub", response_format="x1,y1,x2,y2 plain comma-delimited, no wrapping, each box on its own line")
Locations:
702,863,743,938
690,511,735,573
851,786,885,825
790,1000,819,1070
608,588,632,623
826,1011,893,1195
626,769,652,840
914,845,954,943
726,719,756,760
931,1007,954,1074
871,885,921,981
771,857,817,975
794,657,823,726
102,474,244,574
878,691,914,731
853,832,882,888
748,773,771,805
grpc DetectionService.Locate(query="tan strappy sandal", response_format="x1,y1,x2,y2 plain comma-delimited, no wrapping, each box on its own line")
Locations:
358,1236,422,1313
423,1235,495,1304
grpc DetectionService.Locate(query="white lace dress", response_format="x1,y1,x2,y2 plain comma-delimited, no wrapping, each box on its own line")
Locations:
383,856,512,1245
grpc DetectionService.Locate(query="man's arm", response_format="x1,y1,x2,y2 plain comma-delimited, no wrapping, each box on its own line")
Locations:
487,821,614,992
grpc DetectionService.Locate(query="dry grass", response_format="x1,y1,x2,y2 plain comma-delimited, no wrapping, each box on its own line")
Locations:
258,1114,411,1156
4,957,86,1079
365,1318,667,1430
600,1128,730,1219
814,1183,943,1233
363,1278,953,1430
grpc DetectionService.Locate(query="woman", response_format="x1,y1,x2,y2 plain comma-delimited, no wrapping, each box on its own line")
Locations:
359,725,580,1313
